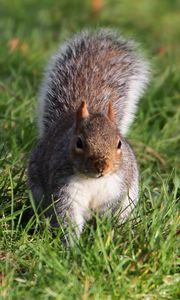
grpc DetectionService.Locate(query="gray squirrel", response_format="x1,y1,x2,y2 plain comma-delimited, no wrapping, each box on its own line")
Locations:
28,29,150,240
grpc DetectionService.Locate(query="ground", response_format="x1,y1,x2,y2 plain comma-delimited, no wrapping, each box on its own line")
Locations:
0,0,179,299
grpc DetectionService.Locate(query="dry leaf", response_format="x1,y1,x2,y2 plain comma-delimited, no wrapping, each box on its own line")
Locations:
8,38,29,55
8,38,20,51
91,0,104,15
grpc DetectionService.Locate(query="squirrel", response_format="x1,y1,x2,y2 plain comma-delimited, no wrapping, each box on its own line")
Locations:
28,29,150,240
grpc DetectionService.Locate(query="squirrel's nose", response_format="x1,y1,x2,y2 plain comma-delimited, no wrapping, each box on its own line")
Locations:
94,159,110,175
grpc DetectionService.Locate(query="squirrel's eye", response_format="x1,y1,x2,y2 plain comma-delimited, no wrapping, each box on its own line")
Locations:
76,137,83,150
117,140,121,150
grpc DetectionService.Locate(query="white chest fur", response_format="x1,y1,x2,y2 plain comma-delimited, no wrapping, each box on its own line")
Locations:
67,172,125,220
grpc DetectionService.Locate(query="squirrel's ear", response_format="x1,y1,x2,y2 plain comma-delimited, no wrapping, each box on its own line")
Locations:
76,101,89,120
107,101,115,122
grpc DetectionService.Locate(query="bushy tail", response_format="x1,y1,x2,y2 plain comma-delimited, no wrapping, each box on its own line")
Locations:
37,29,150,137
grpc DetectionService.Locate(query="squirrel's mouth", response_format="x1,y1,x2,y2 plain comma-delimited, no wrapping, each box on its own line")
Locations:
97,174,103,178
79,171,107,179
87,171,110,179
94,173,103,178
74,164,113,178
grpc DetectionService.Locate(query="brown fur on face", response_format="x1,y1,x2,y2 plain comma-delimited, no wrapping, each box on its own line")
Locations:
69,102,121,177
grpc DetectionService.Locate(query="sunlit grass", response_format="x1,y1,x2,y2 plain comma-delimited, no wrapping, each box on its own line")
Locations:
0,0,179,299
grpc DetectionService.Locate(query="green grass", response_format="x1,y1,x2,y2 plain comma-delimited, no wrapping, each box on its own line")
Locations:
0,0,180,299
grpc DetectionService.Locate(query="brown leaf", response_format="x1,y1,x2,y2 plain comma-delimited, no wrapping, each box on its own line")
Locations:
8,38,20,51
8,38,29,55
91,0,104,15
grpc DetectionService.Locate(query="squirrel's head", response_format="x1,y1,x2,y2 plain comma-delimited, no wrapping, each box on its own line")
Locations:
69,101,122,178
